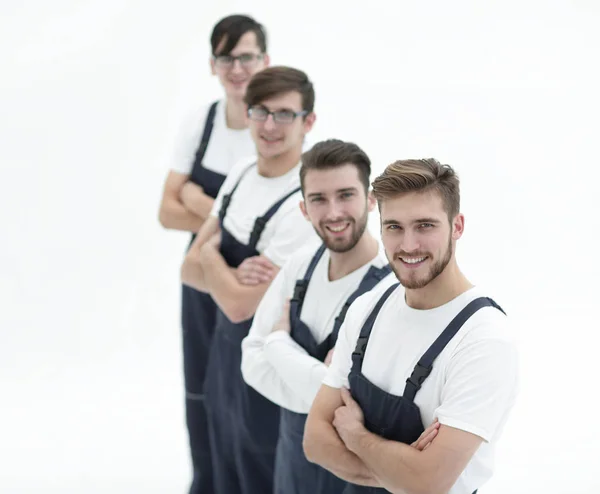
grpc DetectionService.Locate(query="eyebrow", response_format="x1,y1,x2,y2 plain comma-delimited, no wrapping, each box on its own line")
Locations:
306,187,359,199
382,217,442,226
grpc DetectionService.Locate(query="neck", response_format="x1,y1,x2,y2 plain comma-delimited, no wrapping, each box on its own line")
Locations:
404,259,474,310
225,97,248,130
256,146,303,178
328,232,380,281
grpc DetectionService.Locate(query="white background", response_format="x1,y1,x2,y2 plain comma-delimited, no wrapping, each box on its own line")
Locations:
1,1,598,492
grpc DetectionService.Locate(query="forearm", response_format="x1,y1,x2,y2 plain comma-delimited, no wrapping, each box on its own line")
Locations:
264,333,329,407
180,182,214,219
241,337,310,413
159,200,204,232
347,429,430,494
181,249,209,292
304,421,380,486
199,246,251,322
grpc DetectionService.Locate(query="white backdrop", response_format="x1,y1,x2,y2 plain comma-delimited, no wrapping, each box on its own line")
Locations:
1,1,598,492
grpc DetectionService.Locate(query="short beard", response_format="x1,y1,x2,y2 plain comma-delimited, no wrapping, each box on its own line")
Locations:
392,234,453,289
317,208,369,254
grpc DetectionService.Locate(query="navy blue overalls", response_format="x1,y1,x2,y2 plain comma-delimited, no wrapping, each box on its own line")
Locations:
204,163,301,494
274,244,391,494
180,101,223,494
344,283,505,494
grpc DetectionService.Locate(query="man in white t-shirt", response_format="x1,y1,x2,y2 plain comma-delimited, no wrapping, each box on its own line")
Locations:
241,139,394,494
181,66,320,494
157,15,270,494
304,159,519,494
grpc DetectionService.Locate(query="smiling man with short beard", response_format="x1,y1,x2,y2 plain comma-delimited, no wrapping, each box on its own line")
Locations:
241,139,397,494
305,158,519,494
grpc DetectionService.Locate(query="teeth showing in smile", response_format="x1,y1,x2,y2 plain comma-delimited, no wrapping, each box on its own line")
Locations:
326,223,349,233
401,257,426,264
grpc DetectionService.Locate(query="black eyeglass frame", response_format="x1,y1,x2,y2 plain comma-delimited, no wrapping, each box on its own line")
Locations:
247,106,309,124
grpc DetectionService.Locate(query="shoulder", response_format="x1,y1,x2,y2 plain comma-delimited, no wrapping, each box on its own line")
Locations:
196,99,220,131
345,273,402,324
181,99,221,132
450,290,518,361
224,156,257,185
279,244,324,279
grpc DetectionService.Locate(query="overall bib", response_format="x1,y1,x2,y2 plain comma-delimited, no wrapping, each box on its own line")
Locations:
204,163,301,494
344,283,505,494
275,244,391,494
180,101,222,494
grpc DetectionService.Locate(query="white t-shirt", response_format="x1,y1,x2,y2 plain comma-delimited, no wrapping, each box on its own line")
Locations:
324,284,519,494
209,158,320,267
241,244,392,414
170,99,255,176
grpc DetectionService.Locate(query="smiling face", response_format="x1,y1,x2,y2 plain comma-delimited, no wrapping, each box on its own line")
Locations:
248,91,315,161
210,31,269,100
380,190,464,289
300,164,375,253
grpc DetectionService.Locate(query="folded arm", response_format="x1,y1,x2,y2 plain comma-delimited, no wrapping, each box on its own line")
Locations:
180,216,220,292
179,180,214,219
158,171,204,232
264,332,330,407
345,419,482,494
198,242,279,323
303,384,380,487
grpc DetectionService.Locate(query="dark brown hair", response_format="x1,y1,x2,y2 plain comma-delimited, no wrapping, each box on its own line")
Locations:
211,15,267,56
244,66,314,113
372,159,460,220
300,139,371,195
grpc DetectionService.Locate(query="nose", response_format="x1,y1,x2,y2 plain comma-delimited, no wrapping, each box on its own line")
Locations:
263,114,277,131
325,200,345,221
230,59,244,74
399,230,420,253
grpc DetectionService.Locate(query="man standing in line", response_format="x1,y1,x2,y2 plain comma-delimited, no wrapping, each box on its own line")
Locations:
157,15,269,494
304,159,519,494
241,139,392,494
181,66,320,494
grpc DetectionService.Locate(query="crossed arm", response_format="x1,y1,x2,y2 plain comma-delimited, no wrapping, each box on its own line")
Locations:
180,215,279,323
158,171,215,232
242,296,337,413
304,385,483,494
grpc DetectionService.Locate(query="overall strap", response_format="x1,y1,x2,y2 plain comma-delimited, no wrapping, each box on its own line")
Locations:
331,264,392,344
248,186,301,250
289,244,327,324
218,163,256,223
351,283,400,372
193,101,218,166
403,297,506,402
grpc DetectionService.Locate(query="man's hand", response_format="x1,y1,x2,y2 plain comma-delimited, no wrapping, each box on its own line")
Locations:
411,418,440,451
236,255,278,286
333,387,366,447
324,348,335,367
271,299,292,334
179,181,214,219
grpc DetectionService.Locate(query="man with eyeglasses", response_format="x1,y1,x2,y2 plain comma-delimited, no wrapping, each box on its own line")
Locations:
181,66,321,494
157,14,269,494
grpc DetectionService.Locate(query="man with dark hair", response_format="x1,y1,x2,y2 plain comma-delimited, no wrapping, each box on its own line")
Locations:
241,139,394,494
181,66,320,494
157,14,269,494
304,159,519,494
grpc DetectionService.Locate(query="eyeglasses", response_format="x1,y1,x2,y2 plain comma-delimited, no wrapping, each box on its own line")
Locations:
213,53,264,70
248,106,308,124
